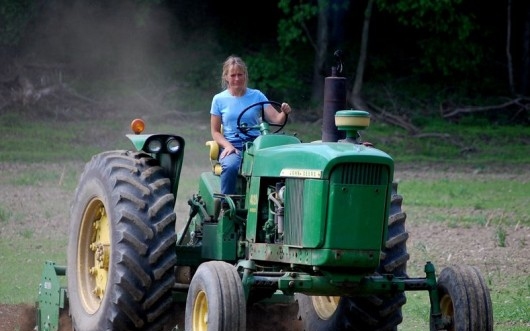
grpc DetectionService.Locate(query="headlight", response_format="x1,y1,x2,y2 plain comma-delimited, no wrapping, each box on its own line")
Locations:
166,138,180,152
147,139,162,152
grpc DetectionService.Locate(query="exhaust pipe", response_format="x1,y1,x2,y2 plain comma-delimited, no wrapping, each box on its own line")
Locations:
322,51,347,142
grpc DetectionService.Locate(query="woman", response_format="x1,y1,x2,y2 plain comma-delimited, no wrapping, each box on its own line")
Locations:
210,55,292,194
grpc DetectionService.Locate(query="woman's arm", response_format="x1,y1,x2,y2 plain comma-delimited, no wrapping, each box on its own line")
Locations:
211,114,238,158
264,102,291,124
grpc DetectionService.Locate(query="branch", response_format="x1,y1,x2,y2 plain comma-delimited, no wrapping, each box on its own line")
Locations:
301,21,318,52
442,97,530,118
366,101,421,135
61,85,99,104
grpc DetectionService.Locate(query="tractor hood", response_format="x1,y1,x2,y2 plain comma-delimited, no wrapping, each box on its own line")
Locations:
241,136,394,179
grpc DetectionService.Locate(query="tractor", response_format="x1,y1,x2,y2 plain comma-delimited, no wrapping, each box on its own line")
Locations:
36,57,493,331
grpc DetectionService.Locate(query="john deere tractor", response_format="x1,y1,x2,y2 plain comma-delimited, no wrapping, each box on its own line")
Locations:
36,58,493,331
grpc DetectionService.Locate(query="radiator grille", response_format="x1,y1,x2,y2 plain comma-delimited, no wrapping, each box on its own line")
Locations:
283,163,388,246
333,163,386,185
284,178,303,245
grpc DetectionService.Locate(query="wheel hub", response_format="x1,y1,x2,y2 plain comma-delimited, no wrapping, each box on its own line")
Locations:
311,296,340,320
192,290,209,331
77,200,111,313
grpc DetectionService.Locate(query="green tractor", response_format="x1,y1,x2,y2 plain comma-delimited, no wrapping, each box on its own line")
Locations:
36,61,493,331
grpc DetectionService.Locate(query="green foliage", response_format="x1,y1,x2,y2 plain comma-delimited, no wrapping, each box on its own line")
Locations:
495,226,507,247
0,0,38,45
418,37,483,76
0,204,11,223
277,0,319,49
245,50,307,103
275,0,503,112
375,0,484,76
377,0,465,30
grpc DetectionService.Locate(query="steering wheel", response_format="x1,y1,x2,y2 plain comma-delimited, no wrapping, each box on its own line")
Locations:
236,101,289,138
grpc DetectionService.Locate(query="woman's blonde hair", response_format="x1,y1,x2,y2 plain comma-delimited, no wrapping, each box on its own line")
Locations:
221,55,248,89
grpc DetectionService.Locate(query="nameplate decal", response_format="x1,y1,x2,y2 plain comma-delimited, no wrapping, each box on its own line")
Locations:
280,169,322,178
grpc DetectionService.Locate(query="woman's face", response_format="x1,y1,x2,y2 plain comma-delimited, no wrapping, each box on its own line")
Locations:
226,65,246,90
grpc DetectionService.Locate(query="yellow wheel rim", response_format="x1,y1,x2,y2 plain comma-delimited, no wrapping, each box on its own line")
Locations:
77,198,111,314
192,290,209,331
311,296,340,320
439,293,455,331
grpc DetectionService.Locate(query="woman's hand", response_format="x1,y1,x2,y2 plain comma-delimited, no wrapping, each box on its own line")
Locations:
264,102,292,124
281,102,291,114
220,144,238,159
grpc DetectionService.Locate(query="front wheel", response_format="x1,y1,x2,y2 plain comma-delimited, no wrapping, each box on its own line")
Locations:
67,150,177,331
430,265,493,331
185,261,246,331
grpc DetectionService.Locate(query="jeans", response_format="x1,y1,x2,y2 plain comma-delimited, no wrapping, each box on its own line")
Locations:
220,150,242,194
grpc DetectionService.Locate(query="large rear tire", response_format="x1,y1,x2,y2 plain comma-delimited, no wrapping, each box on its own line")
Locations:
296,183,409,331
67,150,177,331
430,265,493,331
185,261,246,331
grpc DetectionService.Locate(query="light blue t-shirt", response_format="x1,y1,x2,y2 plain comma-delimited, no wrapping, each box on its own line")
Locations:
210,88,268,149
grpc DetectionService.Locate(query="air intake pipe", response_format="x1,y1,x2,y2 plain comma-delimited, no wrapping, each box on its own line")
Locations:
322,51,347,142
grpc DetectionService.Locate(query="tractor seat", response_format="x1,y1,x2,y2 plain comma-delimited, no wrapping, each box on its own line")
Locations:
205,140,246,196
205,140,222,175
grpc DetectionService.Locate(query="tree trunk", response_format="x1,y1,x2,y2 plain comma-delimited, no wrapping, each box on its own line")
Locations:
521,2,530,96
506,0,515,95
350,0,374,110
311,0,329,104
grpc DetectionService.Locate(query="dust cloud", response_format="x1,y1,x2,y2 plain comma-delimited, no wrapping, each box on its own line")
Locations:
21,0,178,82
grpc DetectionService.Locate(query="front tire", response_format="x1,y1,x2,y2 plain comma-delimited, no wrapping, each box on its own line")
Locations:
430,265,493,331
296,183,409,331
67,150,177,330
185,261,246,331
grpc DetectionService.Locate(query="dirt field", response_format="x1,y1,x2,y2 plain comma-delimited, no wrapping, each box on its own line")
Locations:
1,160,529,330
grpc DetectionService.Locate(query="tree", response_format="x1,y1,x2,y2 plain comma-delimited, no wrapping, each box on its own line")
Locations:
518,1,530,96
350,0,373,111
0,0,38,46
375,0,482,77
278,0,350,104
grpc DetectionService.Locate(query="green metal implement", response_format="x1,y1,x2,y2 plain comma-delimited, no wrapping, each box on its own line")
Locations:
36,261,67,331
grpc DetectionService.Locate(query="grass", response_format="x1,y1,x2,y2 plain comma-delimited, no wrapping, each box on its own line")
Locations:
403,240,530,330
0,238,67,304
0,107,529,329
0,113,99,162
0,204,11,223
399,171,529,328
3,164,80,190
397,178,530,227
360,120,530,166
